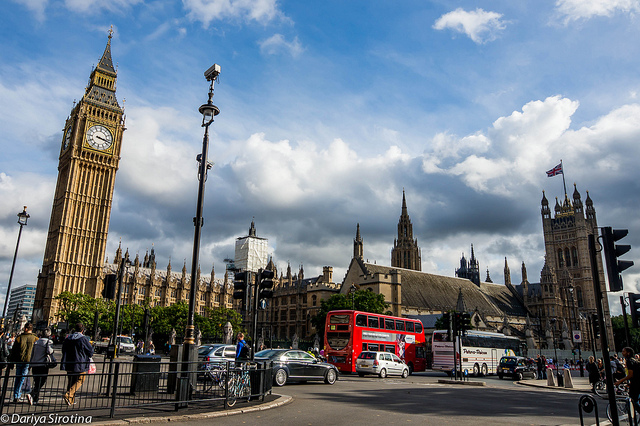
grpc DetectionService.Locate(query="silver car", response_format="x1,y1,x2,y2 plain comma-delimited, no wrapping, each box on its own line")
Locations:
356,351,409,378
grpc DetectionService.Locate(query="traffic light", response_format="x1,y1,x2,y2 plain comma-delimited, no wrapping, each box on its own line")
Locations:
257,268,275,309
441,312,451,340
452,312,460,336
460,312,472,335
102,274,117,299
592,314,600,338
602,227,634,292
629,293,640,328
233,271,248,300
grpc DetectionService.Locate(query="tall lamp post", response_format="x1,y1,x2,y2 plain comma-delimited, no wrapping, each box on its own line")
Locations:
2,206,30,328
182,64,221,376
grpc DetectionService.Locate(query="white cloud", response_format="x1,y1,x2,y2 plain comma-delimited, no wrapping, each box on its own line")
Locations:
555,0,640,23
63,0,142,14
433,8,507,44
12,0,49,21
258,34,304,57
183,0,282,27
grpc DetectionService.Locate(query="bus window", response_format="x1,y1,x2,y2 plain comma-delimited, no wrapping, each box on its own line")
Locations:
406,322,414,333
415,322,423,333
330,315,350,324
356,314,367,327
385,345,395,353
326,332,350,351
365,343,379,351
385,319,395,330
368,316,379,329
432,332,448,342
416,346,426,359
395,320,405,331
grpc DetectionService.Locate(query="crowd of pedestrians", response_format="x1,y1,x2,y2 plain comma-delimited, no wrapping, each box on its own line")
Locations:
0,322,94,406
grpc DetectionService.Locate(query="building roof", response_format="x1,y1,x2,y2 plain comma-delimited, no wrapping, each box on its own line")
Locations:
358,262,528,318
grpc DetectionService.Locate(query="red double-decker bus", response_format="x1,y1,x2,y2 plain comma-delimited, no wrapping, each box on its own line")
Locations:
324,310,426,374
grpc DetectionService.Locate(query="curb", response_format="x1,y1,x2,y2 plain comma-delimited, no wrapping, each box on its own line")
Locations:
437,379,486,387
517,380,592,393
89,395,293,426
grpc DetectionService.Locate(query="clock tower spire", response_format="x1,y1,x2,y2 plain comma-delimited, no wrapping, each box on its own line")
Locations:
33,29,125,324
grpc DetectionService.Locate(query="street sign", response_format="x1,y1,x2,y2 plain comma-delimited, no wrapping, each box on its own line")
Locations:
573,330,582,343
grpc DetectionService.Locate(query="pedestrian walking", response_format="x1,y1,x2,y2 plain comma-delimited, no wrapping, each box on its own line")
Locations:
586,356,600,392
536,355,545,380
0,329,10,374
236,332,249,361
30,328,54,405
9,323,38,403
61,323,94,406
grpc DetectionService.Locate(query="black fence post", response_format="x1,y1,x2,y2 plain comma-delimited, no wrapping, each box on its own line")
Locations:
110,362,120,418
0,367,10,412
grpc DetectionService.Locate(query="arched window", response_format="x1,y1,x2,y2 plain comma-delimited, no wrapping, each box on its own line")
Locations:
565,248,571,267
558,249,564,268
576,287,584,308
312,295,317,307
572,247,578,266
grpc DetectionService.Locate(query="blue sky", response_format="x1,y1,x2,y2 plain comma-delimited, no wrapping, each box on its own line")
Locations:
1,0,640,314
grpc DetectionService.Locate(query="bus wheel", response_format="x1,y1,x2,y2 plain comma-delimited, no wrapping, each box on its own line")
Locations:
481,364,488,376
379,368,387,378
473,363,480,376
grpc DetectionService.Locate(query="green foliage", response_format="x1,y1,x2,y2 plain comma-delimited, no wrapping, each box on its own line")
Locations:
311,290,388,339
611,314,640,353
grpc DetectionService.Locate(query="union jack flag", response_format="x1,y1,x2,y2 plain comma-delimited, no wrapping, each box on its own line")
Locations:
546,163,563,177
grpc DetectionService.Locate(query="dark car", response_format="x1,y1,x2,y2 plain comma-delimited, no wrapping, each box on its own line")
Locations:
498,356,537,380
255,349,339,387
197,344,236,377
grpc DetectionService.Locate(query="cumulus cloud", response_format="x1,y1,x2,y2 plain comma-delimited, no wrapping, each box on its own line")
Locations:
555,0,640,23
258,34,304,57
433,8,507,44
183,0,283,27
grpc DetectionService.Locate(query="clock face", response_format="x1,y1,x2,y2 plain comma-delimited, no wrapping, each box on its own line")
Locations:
62,127,72,150
86,125,113,150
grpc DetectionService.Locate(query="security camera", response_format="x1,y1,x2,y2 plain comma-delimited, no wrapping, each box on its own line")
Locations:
204,64,221,81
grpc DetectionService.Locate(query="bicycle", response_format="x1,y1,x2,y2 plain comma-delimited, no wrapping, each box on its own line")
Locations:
595,380,629,398
606,396,637,424
202,363,228,393
226,364,252,408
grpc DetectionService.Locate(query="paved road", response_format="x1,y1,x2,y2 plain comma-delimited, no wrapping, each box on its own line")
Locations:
183,372,607,426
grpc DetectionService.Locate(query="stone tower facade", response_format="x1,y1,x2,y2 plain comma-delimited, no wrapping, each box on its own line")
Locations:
391,191,422,271
34,31,125,323
455,244,481,286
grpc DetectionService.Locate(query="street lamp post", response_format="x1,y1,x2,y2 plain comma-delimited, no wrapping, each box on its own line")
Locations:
2,206,29,328
182,64,221,389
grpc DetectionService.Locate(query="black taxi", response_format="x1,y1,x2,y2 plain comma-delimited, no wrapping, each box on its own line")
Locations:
497,356,537,380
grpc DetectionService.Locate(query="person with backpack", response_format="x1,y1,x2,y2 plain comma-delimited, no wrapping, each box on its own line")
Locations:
30,328,55,405
236,332,250,361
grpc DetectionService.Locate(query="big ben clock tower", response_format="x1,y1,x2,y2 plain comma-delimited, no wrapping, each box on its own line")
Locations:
33,29,125,323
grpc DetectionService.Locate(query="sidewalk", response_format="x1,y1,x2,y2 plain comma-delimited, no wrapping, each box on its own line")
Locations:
518,375,593,393
91,394,292,426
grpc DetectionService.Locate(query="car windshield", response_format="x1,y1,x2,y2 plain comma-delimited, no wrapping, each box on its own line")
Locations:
198,346,213,355
117,336,133,344
500,358,517,366
255,349,286,359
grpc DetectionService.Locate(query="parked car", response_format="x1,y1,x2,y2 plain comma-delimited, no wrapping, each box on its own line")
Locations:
497,356,537,380
198,344,236,366
355,351,409,378
255,349,339,386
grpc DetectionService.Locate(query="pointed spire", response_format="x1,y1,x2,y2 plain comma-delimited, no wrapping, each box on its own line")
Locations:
249,218,256,237
354,223,363,259
456,287,467,312
402,188,408,215
485,268,492,283
96,26,116,75
504,257,511,286
521,261,528,283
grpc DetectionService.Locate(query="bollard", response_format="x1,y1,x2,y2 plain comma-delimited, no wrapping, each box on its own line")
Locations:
563,368,573,388
546,368,557,386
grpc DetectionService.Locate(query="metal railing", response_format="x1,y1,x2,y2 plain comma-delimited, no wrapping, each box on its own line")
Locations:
0,359,273,419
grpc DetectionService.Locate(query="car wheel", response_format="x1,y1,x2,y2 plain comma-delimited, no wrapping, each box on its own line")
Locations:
481,364,488,376
401,368,409,378
325,369,338,385
379,368,387,378
473,363,480,377
516,372,523,381
274,368,287,387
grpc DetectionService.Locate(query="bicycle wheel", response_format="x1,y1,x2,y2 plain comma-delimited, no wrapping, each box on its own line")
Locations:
607,398,630,423
595,380,607,397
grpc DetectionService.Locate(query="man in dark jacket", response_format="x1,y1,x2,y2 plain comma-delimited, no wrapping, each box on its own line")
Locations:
9,323,38,403
61,323,93,406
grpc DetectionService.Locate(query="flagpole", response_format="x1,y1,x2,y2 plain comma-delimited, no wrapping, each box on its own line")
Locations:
561,159,567,198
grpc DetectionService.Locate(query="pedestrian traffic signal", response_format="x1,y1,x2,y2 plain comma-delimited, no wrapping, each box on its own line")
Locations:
257,268,275,309
452,312,460,336
602,227,634,292
460,312,472,335
102,274,117,299
629,293,640,328
233,271,248,300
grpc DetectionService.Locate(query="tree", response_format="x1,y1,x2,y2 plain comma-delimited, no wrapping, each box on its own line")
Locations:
311,290,388,339
611,314,640,353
